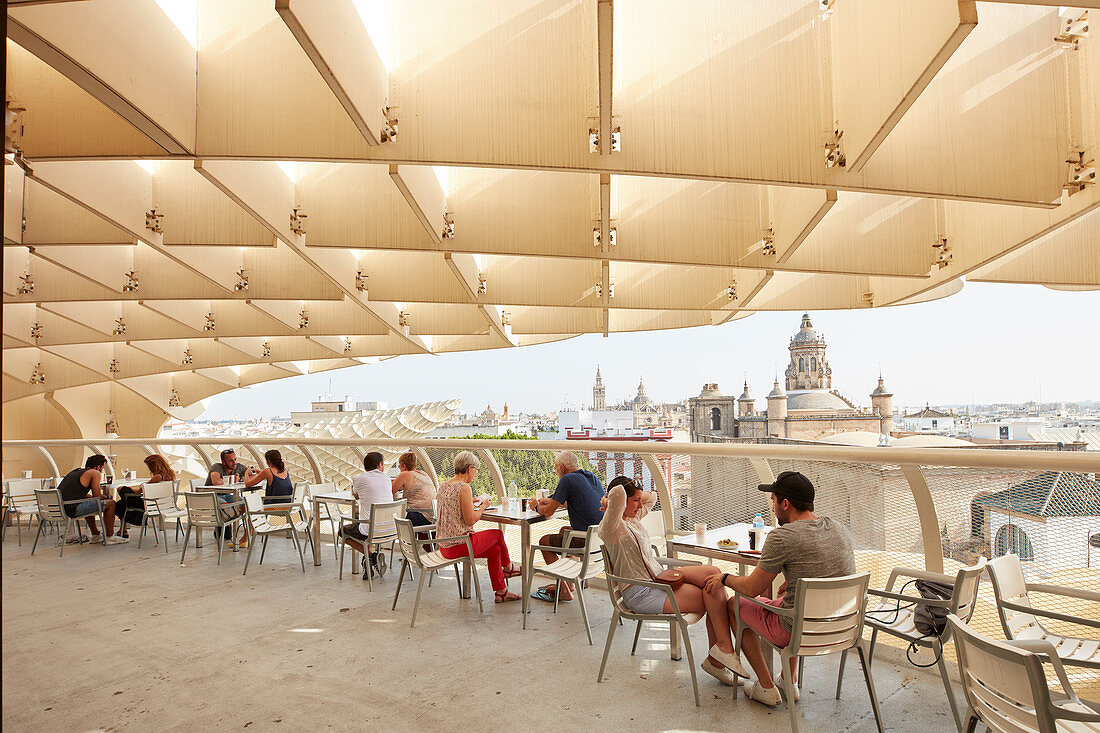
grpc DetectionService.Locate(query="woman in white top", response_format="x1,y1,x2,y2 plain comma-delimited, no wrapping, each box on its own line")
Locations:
434,451,522,602
598,476,749,686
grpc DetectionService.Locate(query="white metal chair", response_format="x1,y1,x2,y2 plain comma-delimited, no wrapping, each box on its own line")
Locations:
31,488,107,556
337,499,406,589
240,492,307,574
522,526,604,644
180,491,244,565
947,614,1100,733
853,559,987,732
137,481,188,553
391,517,483,628
3,478,48,545
986,554,1100,671
598,546,705,707
733,572,883,733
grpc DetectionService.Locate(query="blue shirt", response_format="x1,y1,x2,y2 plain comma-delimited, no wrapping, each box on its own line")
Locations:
551,469,605,530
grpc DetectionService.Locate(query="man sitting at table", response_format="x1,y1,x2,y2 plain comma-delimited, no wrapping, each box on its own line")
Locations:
345,451,394,578
528,450,604,603
705,471,855,706
206,448,248,544
56,454,127,544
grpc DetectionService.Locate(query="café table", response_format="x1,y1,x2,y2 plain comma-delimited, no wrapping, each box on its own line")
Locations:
309,490,355,566
472,501,561,601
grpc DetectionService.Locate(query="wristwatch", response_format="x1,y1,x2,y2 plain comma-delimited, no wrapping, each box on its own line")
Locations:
721,572,730,586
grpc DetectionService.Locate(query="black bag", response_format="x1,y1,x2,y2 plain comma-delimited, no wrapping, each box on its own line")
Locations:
913,579,953,637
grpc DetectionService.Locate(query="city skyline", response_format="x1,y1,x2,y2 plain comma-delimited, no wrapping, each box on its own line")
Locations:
199,283,1100,420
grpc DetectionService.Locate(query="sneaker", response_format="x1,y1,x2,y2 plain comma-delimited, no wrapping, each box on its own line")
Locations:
708,644,750,679
106,535,129,545
775,673,800,701
90,533,103,544
744,679,783,708
374,552,387,578
701,659,739,687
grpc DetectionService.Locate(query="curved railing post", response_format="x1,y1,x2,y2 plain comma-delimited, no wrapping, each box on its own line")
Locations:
412,446,438,487
900,464,944,573
299,445,325,483
641,453,674,537
476,448,506,500
242,444,265,469
88,444,116,480
35,445,61,478
749,458,778,527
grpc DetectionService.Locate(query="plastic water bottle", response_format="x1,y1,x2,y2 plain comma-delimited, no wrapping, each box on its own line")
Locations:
753,513,764,530
508,480,518,498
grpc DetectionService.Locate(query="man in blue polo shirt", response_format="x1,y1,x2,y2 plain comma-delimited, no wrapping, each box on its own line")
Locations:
528,450,604,603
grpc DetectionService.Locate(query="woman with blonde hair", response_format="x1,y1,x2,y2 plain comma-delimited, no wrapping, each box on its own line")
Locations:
116,454,177,539
390,451,436,527
435,451,522,602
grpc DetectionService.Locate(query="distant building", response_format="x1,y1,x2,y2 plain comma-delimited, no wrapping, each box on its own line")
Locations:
586,368,688,429
689,314,894,441
901,405,957,434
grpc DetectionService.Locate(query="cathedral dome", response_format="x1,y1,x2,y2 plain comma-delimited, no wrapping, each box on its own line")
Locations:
790,313,824,345
633,378,654,406
786,390,854,411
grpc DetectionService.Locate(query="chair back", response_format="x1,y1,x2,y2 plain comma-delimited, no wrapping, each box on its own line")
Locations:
394,517,424,569
948,559,987,626
183,491,222,527
986,554,1039,640
292,481,308,504
34,489,67,522
307,482,337,498
369,499,406,542
788,572,870,657
243,491,267,529
189,478,206,490
142,481,175,516
599,546,639,616
564,526,604,579
947,615,1056,733
8,478,45,511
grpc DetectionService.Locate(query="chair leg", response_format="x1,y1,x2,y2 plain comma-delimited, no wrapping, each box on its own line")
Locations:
180,525,192,563
576,585,593,645
553,579,561,613
290,526,305,572
217,529,225,565
631,620,643,655
31,516,45,555
856,643,885,733
392,560,408,610
365,546,374,592
783,650,801,732
936,641,963,732
338,539,345,580
962,708,979,733
410,571,427,628
670,621,682,661
836,649,849,699
470,559,484,613
681,620,700,707
242,533,256,575
260,535,269,564
522,567,532,630
598,610,620,682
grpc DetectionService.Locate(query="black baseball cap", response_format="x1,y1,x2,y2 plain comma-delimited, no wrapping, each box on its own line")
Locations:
758,471,814,504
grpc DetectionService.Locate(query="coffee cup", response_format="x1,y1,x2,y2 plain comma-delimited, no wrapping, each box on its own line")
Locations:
22,470,33,479
694,522,707,540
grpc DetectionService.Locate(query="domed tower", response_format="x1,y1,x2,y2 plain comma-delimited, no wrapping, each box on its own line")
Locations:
633,378,653,407
870,376,894,434
767,380,788,438
785,313,831,391
737,380,755,417
592,366,606,410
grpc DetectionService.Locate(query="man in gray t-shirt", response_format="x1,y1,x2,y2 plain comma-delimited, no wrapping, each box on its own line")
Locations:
705,471,856,708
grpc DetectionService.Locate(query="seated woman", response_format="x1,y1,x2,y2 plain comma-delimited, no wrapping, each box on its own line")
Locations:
244,449,294,505
116,454,176,539
435,451,522,603
597,476,749,686
241,449,294,548
390,451,436,526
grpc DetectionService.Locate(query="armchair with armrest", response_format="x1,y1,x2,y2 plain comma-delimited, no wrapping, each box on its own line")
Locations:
521,526,603,643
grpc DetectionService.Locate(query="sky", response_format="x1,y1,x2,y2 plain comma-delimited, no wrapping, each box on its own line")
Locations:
199,283,1100,419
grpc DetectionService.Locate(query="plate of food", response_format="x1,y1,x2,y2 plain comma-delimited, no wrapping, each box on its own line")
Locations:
716,538,739,548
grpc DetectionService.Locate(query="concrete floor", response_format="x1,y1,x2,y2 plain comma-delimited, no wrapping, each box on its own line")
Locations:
2,525,962,732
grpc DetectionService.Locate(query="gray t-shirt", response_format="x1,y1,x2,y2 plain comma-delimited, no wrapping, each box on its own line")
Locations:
757,516,856,632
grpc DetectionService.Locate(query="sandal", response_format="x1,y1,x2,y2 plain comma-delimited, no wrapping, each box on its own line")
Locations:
502,563,523,579
495,589,521,603
531,585,573,603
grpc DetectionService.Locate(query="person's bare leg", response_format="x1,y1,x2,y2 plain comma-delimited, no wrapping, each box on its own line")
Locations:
680,565,734,653
85,516,99,535
104,500,116,536
740,626,775,688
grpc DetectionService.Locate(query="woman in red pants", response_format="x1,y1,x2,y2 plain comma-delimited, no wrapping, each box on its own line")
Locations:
435,451,522,602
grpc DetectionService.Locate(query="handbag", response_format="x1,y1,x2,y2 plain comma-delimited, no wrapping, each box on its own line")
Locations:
653,568,685,590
